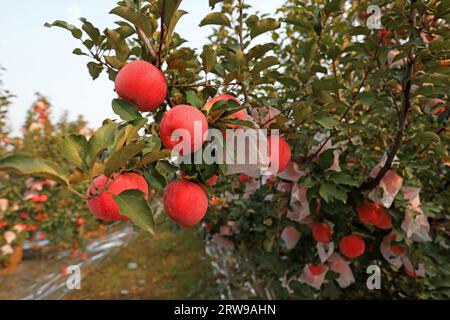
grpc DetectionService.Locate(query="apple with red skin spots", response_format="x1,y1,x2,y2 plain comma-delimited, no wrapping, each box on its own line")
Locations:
311,222,333,243
87,173,148,221
115,60,167,112
163,180,208,227
160,105,208,155
203,94,247,128
339,234,366,259
267,135,291,173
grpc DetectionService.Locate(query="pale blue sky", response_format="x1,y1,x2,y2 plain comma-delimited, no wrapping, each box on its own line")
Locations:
0,1,281,134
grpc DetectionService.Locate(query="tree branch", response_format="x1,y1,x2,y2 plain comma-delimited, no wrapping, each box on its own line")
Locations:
360,2,417,190
136,27,158,65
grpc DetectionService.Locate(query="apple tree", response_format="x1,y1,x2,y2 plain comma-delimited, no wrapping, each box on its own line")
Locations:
0,0,449,298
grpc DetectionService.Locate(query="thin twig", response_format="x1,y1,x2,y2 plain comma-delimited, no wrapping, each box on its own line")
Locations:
136,27,158,65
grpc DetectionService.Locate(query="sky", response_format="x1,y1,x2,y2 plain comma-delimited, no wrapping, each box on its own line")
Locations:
0,1,281,135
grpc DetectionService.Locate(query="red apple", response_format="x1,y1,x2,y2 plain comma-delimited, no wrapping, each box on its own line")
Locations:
339,234,365,259
309,264,327,276
311,222,333,243
87,173,148,221
163,180,208,227
115,60,167,112
206,175,219,186
239,174,250,184
375,210,393,230
357,201,384,225
160,105,208,155
267,135,291,173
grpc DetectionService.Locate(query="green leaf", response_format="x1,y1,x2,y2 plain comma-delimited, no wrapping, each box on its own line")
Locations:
164,9,188,49
104,56,126,69
112,99,143,121
247,43,276,61
316,91,335,105
324,0,344,15
160,0,183,26
218,118,254,128
299,175,315,188
319,149,334,170
79,18,101,44
247,16,280,39
104,28,130,60
72,48,88,56
315,117,340,129
319,182,347,203
146,168,166,190
210,99,240,113
138,149,172,166
87,123,117,165
0,154,69,186
87,62,103,80
110,6,153,36
285,14,314,32
104,142,146,176
199,12,231,27
415,131,440,144
113,190,155,233
293,102,312,125
185,90,204,109
251,56,279,74
62,135,88,169
156,160,178,177
201,45,217,74
44,20,82,39
330,172,360,187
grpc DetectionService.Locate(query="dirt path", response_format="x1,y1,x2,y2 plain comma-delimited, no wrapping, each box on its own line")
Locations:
64,227,218,300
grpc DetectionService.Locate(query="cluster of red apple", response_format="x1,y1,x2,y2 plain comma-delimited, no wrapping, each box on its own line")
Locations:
86,60,292,228
308,200,393,260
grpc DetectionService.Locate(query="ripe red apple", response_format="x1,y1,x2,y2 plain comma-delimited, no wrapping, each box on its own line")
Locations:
339,234,366,259
206,175,219,186
375,210,393,230
203,94,247,128
160,105,208,155
311,222,333,243
115,60,167,112
267,135,291,173
308,264,327,276
163,180,208,227
357,201,384,225
239,174,250,184
87,173,148,221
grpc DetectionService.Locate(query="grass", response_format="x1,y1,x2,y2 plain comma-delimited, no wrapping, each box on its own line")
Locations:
65,226,218,300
